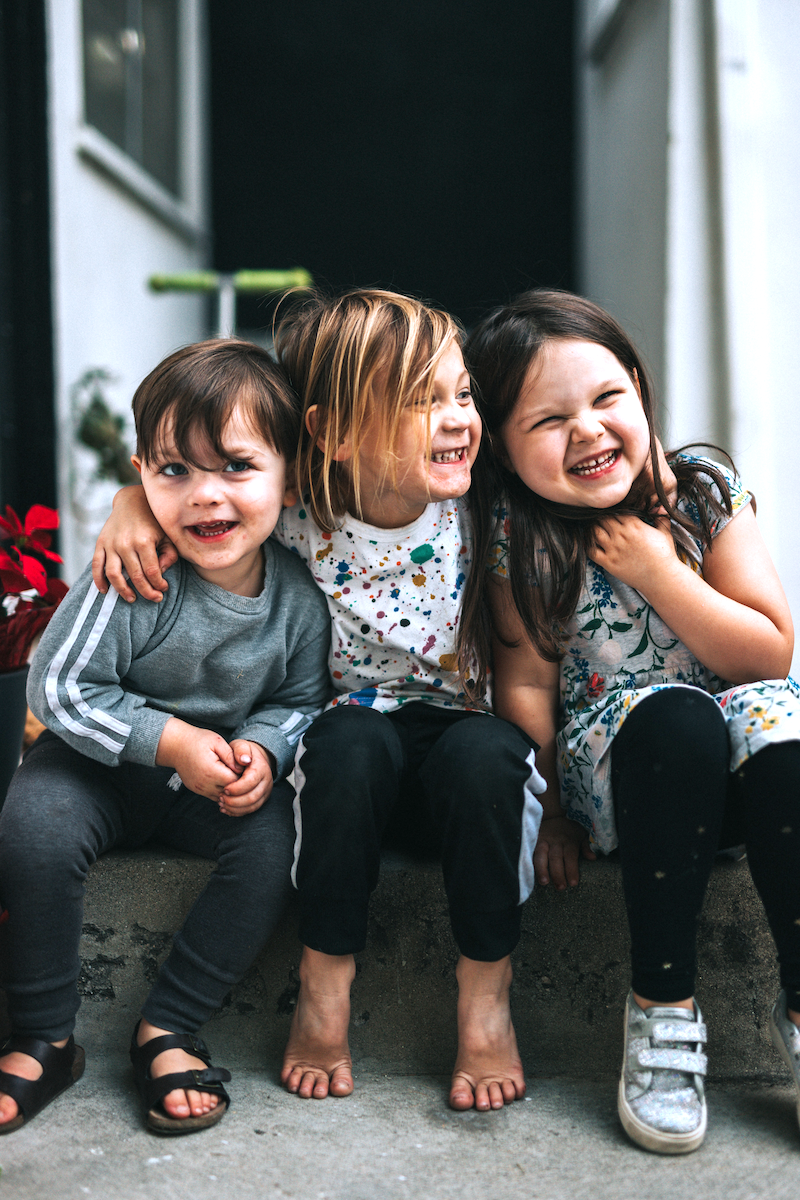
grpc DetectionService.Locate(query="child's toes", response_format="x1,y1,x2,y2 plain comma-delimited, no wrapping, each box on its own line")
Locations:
187,1088,218,1116
160,1087,218,1118
160,1088,192,1118
328,1065,354,1097
295,1068,325,1099
448,1074,477,1110
502,1075,524,1103
0,1093,20,1125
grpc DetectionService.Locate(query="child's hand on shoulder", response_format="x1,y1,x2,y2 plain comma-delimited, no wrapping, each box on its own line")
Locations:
218,740,275,816
92,485,178,603
534,815,596,889
591,513,677,593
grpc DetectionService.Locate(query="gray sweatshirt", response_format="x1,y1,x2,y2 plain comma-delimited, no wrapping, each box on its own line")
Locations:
28,538,332,779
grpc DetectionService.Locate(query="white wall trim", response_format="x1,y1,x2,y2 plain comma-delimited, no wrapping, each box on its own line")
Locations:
77,124,208,244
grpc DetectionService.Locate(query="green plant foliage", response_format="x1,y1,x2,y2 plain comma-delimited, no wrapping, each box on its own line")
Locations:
73,370,139,486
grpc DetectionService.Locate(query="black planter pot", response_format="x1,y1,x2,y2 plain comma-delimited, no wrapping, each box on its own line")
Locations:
0,664,29,808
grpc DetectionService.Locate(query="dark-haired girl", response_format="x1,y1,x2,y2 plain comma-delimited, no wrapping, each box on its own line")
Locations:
465,289,800,1155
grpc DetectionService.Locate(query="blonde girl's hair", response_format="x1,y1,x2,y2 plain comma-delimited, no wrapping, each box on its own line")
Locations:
274,289,462,531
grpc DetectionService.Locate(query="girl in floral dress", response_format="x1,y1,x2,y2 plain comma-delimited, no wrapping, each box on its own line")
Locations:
465,288,800,1155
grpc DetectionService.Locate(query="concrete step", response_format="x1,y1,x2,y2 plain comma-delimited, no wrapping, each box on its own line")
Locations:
1,849,787,1082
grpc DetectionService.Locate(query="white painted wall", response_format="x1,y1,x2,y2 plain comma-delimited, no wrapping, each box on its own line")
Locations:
579,0,800,674
46,0,209,579
579,0,670,390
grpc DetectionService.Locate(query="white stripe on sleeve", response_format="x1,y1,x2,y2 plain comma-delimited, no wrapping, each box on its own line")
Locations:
44,585,131,753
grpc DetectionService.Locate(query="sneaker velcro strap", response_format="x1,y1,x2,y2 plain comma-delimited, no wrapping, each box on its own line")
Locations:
636,1047,708,1074
649,1020,706,1043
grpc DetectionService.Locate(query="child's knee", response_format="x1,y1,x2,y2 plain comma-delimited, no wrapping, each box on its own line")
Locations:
300,705,401,769
621,689,728,764
427,715,533,788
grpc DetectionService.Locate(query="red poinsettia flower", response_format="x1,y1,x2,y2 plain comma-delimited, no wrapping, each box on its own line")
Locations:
0,504,62,562
1,503,68,672
0,545,48,595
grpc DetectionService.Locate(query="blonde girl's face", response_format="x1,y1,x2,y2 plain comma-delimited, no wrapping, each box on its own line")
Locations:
500,339,652,509
352,341,482,528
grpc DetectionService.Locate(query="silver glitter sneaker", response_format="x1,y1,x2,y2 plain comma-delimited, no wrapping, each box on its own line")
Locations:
618,991,708,1154
768,990,800,1128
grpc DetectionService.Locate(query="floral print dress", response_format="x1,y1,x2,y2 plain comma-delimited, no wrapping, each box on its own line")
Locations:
492,456,800,854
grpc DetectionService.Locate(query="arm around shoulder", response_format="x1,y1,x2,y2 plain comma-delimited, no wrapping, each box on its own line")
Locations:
91,485,177,602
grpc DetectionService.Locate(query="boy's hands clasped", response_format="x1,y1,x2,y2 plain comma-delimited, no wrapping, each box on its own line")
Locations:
156,718,274,815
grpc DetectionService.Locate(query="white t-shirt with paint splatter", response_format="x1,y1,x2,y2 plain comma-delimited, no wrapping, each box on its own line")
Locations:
274,499,482,711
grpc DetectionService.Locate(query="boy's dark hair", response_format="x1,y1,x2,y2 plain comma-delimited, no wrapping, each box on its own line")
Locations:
461,288,733,680
133,339,301,466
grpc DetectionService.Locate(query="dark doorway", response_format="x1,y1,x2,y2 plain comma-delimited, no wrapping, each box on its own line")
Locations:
209,1,575,330
0,0,57,516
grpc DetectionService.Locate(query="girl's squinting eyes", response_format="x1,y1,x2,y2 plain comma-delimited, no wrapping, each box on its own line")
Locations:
160,462,188,477
223,460,253,473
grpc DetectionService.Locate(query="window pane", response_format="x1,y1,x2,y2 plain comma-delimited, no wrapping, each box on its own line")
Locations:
82,0,180,197
83,0,128,154
142,0,179,194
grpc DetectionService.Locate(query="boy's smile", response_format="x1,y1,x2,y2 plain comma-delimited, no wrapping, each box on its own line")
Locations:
501,339,651,510
132,408,297,596
352,342,482,529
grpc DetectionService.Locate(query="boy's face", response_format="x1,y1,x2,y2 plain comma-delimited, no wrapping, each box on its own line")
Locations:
132,407,297,595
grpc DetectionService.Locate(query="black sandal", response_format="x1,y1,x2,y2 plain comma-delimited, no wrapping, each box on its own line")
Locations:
0,1034,85,1135
129,1022,231,1135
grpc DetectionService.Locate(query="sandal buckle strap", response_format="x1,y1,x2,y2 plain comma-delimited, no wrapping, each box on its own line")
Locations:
191,1067,232,1086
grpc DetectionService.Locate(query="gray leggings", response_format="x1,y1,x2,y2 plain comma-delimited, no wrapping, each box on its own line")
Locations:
0,732,295,1041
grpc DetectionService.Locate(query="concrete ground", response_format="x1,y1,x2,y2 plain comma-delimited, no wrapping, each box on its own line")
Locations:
0,1059,798,1200
2,848,799,1197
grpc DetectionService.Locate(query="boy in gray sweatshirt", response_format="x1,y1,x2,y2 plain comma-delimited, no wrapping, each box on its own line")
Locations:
0,340,331,1136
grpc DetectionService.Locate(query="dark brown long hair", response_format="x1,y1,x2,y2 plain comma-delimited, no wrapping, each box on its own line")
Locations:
461,289,733,682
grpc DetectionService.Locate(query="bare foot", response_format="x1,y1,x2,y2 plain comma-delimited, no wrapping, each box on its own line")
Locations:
280,947,355,1099
449,955,526,1112
0,1038,69,1126
136,1019,220,1120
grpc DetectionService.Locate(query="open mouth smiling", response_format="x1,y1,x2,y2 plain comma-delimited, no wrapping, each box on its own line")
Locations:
189,521,237,537
569,449,618,478
431,448,466,464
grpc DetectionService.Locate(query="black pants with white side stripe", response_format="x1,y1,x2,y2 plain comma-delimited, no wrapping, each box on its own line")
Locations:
292,702,543,962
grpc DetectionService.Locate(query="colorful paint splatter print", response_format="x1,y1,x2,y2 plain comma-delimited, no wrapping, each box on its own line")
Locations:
490,455,800,853
274,500,480,711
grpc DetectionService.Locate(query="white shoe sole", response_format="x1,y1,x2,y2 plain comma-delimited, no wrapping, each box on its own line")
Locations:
768,1007,800,1129
618,1078,707,1154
